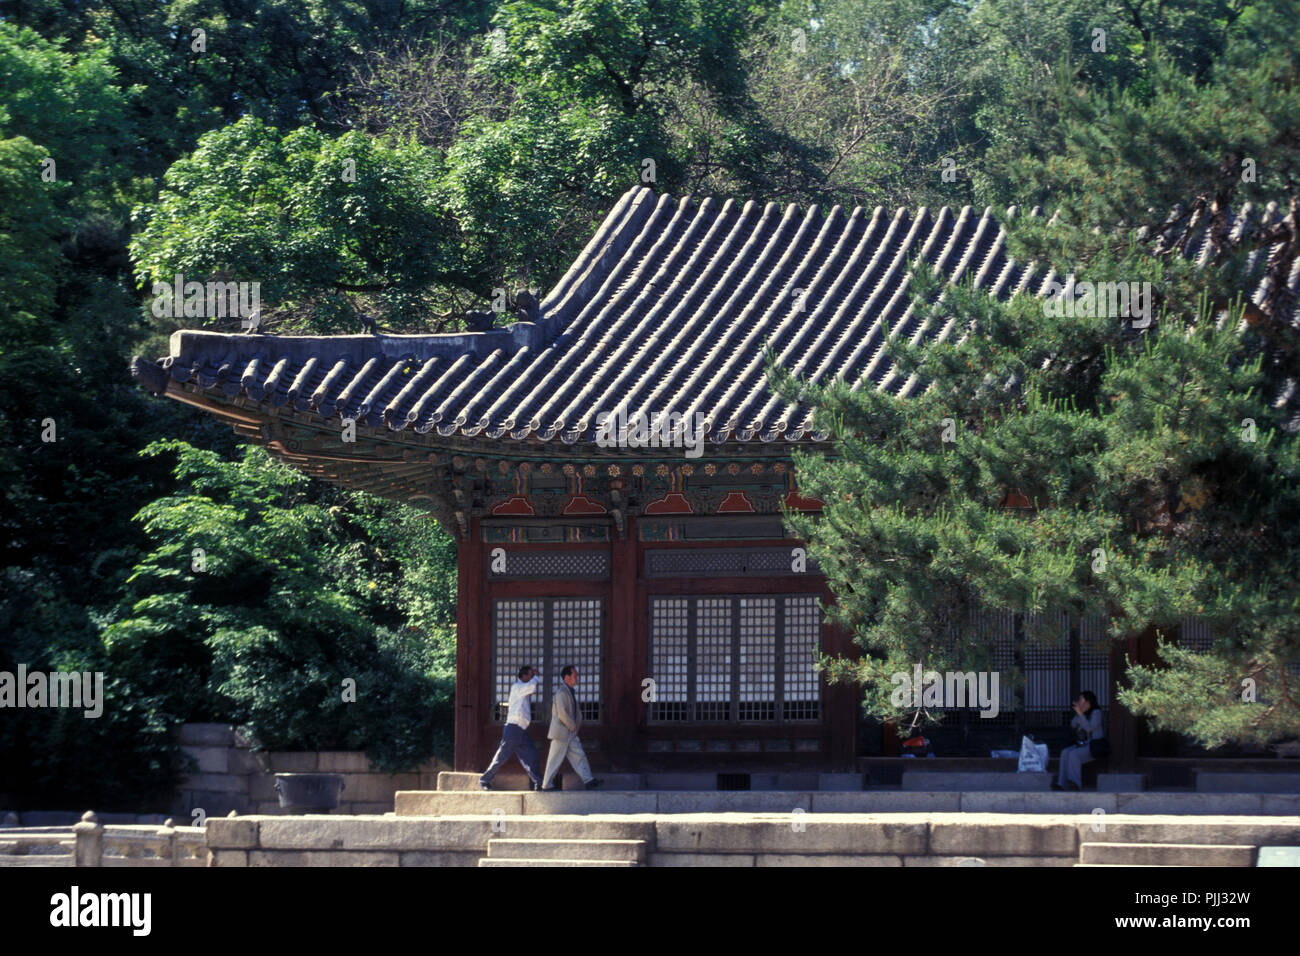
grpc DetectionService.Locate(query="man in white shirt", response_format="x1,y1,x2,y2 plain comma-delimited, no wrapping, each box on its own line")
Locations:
479,665,543,790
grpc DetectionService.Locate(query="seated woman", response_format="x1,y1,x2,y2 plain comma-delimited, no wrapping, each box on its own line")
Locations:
1052,690,1106,791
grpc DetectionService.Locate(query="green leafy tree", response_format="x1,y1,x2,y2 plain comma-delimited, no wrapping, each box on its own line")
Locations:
104,441,456,772
130,117,468,332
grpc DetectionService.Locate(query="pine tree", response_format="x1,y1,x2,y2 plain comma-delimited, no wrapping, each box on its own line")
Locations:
773,3,1300,748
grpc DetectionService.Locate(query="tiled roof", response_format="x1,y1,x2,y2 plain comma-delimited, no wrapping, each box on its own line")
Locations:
132,186,1297,445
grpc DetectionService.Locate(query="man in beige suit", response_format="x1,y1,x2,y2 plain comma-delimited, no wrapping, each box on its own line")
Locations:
540,665,603,791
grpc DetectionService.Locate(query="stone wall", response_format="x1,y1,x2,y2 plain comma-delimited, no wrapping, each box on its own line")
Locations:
177,723,450,818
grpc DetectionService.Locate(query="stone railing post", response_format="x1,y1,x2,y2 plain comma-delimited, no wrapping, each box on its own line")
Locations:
73,810,103,867
157,818,177,865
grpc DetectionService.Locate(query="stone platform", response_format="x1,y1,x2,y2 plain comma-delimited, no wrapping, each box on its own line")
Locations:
203,812,1300,867
395,788,1300,817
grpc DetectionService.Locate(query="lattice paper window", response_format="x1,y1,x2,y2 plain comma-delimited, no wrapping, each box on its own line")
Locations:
491,599,546,722
648,593,822,724
738,597,776,720
552,598,604,721
695,598,733,722
649,598,690,721
491,597,604,723
783,596,821,720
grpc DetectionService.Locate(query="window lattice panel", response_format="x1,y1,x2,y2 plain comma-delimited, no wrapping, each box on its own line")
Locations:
695,598,733,721
927,609,1112,721
648,593,822,724
649,597,690,721
783,596,821,720
738,597,777,720
491,597,604,724
488,550,610,579
1079,614,1111,707
1024,610,1070,712
552,598,604,721
492,599,546,722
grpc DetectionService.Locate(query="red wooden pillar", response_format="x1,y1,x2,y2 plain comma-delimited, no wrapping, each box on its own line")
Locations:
454,519,484,771
605,517,639,769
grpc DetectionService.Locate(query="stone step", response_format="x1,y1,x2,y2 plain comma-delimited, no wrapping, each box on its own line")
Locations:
487,838,647,862
1079,842,1256,866
478,857,639,867
1196,773,1300,794
902,772,1051,792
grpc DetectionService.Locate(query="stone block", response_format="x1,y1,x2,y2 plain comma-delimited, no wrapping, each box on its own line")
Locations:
232,726,258,749
185,773,244,794
750,773,819,791
268,752,318,772
903,771,1051,792
340,802,395,816
655,792,812,814
496,818,656,841
179,723,234,747
651,853,756,867
337,774,399,803
487,839,646,862
249,850,399,867
817,774,866,792
1097,774,1145,792
755,854,902,867
228,749,270,775
1080,842,1256,866
643,773,718,790
400,851,483,867
395,791,525,817
903,855,1074,867
1196,772,1300,794
318,752,372,773
524,792,657,814
436,772,480,791
1115,793,1264,815
1077,819,1300,847
556,772,642,791
812,792,961,813
654,818,928,855
209,850,249,867
1260,794,1300,814
205,817,259,849
929,821,1077,857
182,746,229,774
959,792,1117,814
255,816,494,852
248,773,278,802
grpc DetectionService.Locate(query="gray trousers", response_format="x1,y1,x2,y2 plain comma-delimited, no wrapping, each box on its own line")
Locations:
541,733,593,788
480,724,541,786
1057,742,1095,788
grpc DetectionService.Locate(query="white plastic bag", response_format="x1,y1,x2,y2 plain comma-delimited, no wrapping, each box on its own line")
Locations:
1017,735,1049,773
